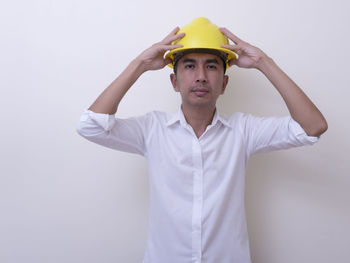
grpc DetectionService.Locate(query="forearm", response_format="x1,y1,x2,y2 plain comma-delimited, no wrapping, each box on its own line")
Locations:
88,58,145,115
257,56,328,137
86,27,183,115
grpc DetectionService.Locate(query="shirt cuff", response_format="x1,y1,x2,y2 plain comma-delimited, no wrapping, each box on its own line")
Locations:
83,109,116,131
289,118,319,145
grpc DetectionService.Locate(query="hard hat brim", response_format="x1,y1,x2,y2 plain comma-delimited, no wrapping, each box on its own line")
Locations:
165,47,237,69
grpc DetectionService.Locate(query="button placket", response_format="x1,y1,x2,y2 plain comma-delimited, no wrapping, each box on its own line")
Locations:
191,138,203,262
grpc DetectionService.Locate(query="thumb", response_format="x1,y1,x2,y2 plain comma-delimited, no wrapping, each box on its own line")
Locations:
228,58,238,67
164,58,173,66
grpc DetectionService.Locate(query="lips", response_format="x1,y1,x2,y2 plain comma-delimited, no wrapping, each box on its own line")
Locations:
191,86,210,96
193,90,208,96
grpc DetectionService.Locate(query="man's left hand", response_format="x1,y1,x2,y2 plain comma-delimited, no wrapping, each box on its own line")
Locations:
220,27,268,69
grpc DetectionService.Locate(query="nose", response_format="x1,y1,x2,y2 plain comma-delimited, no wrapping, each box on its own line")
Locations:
195,65,207,83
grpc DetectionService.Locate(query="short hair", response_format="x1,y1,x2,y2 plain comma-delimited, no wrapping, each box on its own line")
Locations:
173,49,228,74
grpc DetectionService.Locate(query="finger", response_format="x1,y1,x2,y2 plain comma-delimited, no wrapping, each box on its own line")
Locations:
220,27,242,43
163,26,180,40
222,44,242,53
219,27,243,45
163,32,185,44
160,44,183,52
161,27,184,44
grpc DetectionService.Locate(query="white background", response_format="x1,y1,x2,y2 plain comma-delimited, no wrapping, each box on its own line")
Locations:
1,0,349,262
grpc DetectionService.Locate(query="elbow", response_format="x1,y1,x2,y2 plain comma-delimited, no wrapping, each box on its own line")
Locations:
318,119,328,136
76,122,86,138
307,118,328,137
76,119,92,138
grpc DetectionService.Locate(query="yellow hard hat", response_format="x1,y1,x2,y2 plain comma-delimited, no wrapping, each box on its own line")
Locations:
165,17,237,69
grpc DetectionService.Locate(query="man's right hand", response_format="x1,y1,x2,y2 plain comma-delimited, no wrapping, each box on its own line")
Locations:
87,27,185,115
135,27,185,73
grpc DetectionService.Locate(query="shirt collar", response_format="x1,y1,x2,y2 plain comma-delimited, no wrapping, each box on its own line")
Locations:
166,107,232,129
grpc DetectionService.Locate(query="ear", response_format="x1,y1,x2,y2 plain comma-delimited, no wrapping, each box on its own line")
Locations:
170,73,179,92
221,75,229,94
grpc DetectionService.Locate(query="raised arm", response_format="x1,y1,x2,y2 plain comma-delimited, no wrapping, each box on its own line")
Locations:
220,27,327,137
88,28,185,115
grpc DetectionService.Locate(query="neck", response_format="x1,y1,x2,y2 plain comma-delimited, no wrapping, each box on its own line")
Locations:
181,104,216,138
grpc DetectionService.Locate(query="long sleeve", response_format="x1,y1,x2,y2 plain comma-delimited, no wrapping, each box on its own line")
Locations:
76,109,148,156
240,114,319,156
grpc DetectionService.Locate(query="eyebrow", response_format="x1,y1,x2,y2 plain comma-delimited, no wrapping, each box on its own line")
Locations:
182,58,219,64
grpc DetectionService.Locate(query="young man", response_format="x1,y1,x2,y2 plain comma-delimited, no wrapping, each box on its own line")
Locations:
77,18,327,263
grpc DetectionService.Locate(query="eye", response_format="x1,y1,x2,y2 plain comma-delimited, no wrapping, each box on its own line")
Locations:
207,64,217,70
184,64,195,69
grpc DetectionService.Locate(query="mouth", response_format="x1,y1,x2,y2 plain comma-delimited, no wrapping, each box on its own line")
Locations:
191,86,210,97
193,90,208,96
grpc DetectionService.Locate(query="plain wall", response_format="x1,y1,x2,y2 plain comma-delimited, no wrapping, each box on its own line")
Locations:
1,0,349,262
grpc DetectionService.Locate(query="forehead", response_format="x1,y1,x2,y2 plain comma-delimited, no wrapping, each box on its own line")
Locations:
178,52,222,63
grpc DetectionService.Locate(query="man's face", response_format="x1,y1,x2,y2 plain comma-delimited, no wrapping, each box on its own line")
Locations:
170,53,229,109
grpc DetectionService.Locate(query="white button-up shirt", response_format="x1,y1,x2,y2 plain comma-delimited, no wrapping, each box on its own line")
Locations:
77,108,318,263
